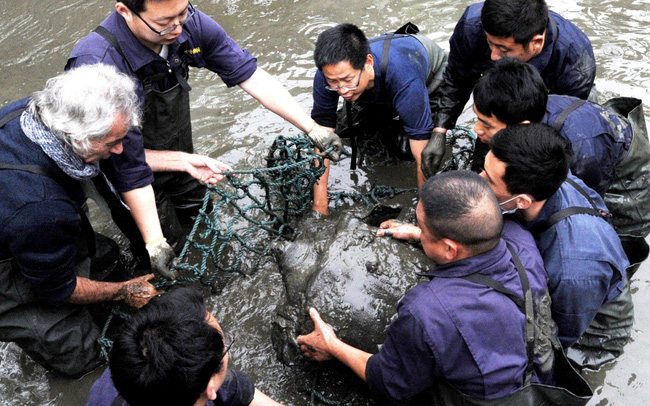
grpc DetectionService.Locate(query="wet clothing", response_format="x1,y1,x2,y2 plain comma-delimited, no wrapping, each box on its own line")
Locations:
312,33,447,142
0,99,103,376
366,220,555,401
523,174,632,358
87,367,256,406
432,2,596,130
67,9,257,253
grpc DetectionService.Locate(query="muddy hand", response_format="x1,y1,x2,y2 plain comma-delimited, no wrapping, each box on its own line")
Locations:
376,221,422,243
117,274,159,308
297,308,337,361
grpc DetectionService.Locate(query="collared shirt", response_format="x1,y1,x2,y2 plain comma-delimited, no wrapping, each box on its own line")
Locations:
86,367,255,406
544,95,632,195
312,35,434,140
67,9,257,192
432,2,596,129
523,173,629,348
366,220,552,401
0,98,83,304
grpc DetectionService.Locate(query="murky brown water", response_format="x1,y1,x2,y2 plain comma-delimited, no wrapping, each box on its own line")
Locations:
1,0,650,404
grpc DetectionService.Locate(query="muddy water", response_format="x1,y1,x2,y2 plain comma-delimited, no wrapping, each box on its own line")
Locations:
1,0,650,404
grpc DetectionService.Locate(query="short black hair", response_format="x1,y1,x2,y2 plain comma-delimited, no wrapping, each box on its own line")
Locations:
490,123,571,201
474,58,548,125
118,0,166,14
420,170,503,255
481,0,549,47
314,24,371,70
109,287,226,406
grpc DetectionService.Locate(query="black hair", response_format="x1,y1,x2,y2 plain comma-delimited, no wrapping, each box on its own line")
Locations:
420,170,503,255
314,23,371,70
118,0,166,14
109,287,226,406
490,123,571,201
474,58,548,124
481,0,549,47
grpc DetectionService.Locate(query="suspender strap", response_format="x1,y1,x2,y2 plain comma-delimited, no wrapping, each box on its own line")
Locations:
94,26,128,62
552,99,586,131
345,101,358,170
0,164,96,258
0,108,25,128
460,244,536,383
380,33,393,81
111,395,126,406
529,178,610,235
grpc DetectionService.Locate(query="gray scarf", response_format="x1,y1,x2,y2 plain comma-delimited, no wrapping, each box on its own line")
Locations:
20,110,129,210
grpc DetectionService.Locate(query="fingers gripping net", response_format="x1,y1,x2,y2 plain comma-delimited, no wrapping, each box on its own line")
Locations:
171,136,326,287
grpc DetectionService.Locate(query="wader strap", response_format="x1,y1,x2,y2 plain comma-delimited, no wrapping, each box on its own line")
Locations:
111,394,125,406
0,108,25,128
460,245,536,384
94,26,128,63
529,178,610,235
345,101,358,170
552,99,586,131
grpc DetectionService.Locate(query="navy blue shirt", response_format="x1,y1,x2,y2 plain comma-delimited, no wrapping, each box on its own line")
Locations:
86,367,256,406
0,99,83,304
366,220,551,401
544,95,632,195
312,35,433,141
67,9,258,192
523,174,629,348
432,2,596,129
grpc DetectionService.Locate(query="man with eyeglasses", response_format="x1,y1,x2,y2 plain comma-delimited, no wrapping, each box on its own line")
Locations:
87,287,282,406
67,0,342,273
310,23,447,215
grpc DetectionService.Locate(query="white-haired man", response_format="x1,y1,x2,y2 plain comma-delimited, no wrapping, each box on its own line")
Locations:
0,64,159,377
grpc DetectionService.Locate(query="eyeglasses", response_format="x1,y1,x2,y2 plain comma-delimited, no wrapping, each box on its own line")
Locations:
217,329,236,362
132,1,196,36
325,65,364,92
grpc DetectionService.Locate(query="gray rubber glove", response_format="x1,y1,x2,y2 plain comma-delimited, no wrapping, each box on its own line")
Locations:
421,130,447,179
145,238,178,280
307,123,343,162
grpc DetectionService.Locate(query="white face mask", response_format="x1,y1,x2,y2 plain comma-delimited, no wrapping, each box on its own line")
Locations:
499,194,525,215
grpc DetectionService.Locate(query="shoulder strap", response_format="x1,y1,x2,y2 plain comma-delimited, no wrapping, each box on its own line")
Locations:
0,108,25,128
460,244,535,383
111,394,126,406
529,178,610,235
94,26,128,62
552,99,587,131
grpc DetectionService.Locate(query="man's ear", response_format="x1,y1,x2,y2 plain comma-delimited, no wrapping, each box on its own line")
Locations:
516,194,534,210
205,374,220,401
365,54,373,67
442,239,459,262
528,33,545,55
115,2,132,20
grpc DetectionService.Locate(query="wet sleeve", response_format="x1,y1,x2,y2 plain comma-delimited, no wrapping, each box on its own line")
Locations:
390,77,434,140
311,70,340,129
365,305,437,401
215,369,256,406
568,134,618,195
192,11,258,87
550,260,611,348
5,198,79,304
431,8,482,129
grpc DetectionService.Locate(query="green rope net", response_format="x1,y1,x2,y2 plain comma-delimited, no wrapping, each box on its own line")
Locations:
98,127,476,405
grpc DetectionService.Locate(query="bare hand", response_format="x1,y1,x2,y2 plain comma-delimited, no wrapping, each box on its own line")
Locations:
376,220,422,243
116,274,159,308
297,308,338,361
185,153,232,185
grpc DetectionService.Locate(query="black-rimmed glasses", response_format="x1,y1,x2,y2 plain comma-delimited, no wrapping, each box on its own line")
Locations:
218,329,236,362
132,1,196,36
325,65,364,92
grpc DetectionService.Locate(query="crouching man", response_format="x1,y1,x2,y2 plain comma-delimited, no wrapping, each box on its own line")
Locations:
87,287,282,406
298,171,591,403
0,64,158,377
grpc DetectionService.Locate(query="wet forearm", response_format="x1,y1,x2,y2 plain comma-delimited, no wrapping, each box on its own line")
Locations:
67,276,125,304
121,186,164,244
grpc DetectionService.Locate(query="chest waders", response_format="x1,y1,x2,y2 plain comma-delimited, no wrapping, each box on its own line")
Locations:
0,108,104,377
94,26,208,254
529,177,634,370
336,23,447,168
418,245,592,406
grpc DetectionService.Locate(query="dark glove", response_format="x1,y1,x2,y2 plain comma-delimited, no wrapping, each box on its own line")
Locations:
307,123,343,162
421,131,447,179
145,238,178,280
